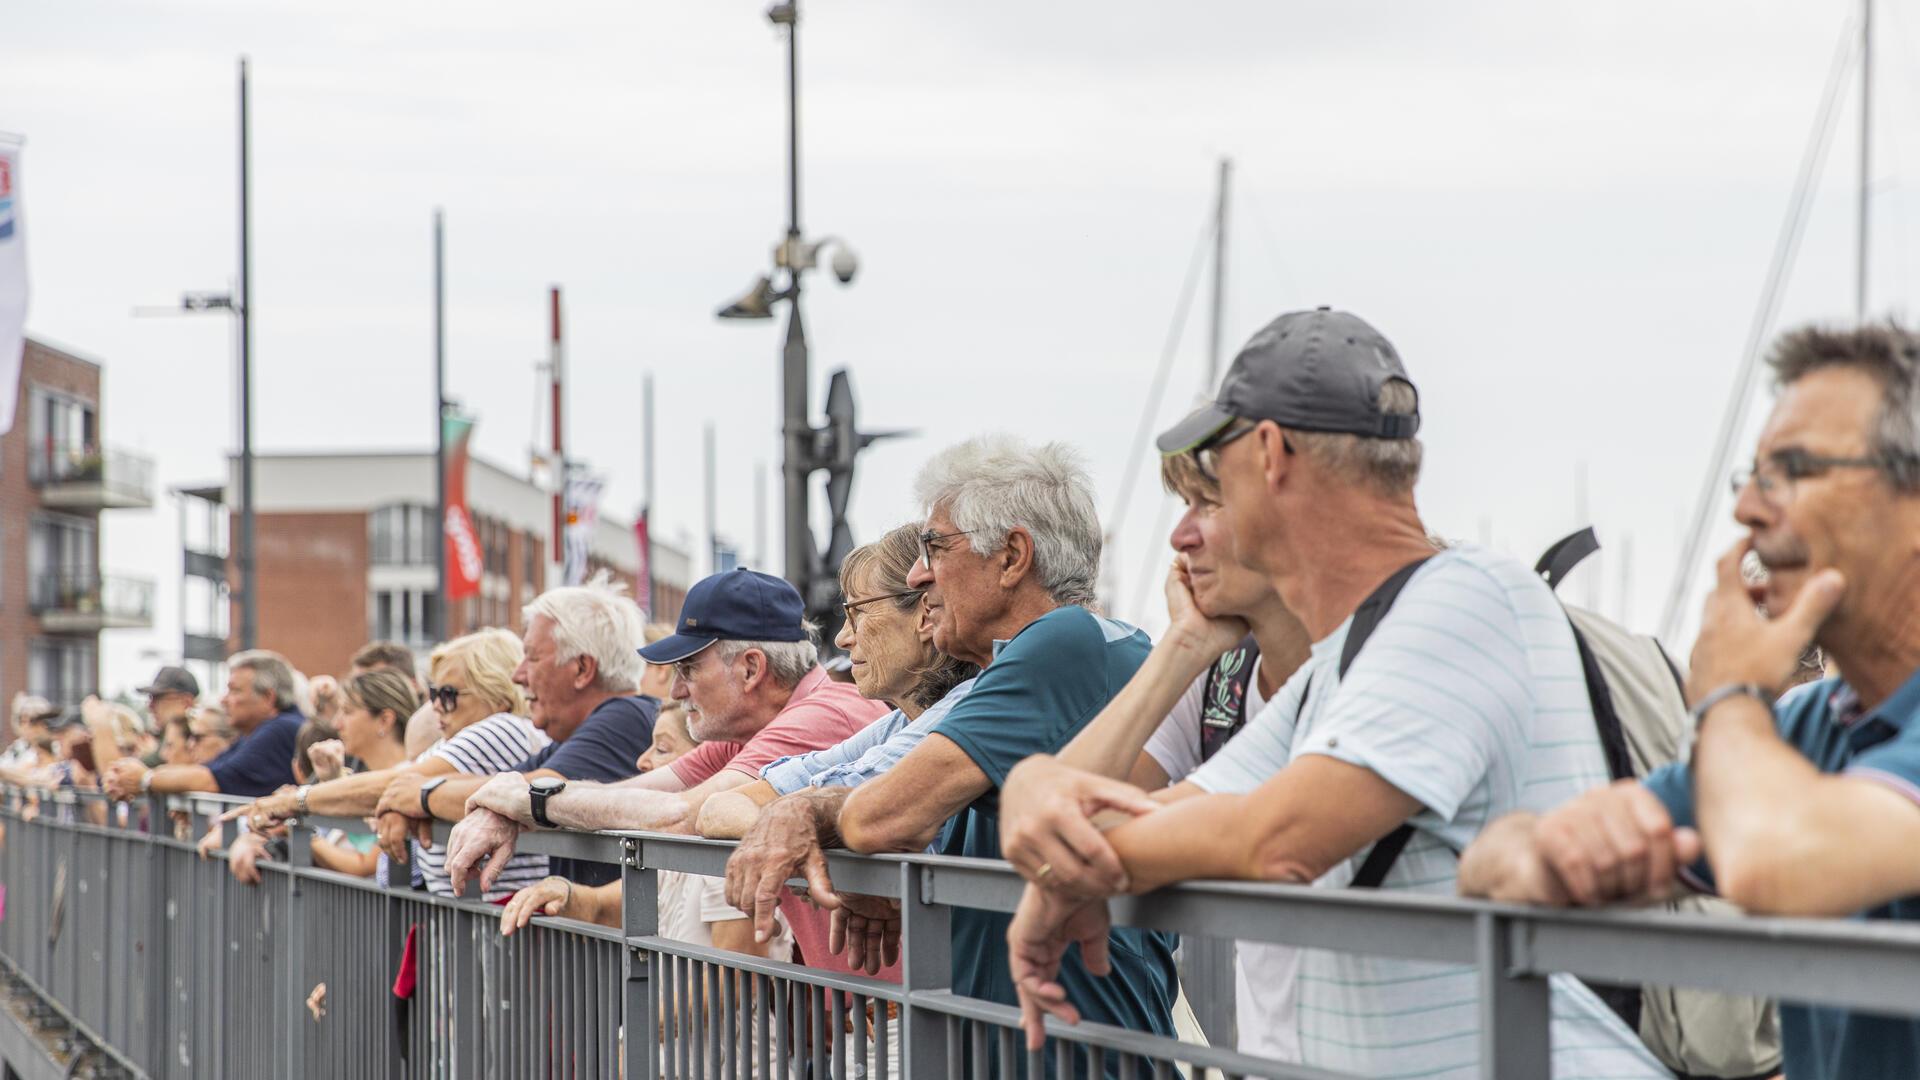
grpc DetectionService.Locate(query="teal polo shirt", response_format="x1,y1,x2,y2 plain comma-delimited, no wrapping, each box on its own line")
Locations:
1643,672,1920,1080
931,606,1179,1065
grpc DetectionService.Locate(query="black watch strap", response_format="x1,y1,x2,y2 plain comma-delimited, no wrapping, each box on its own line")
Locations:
530,783,558,829
418,776,448,818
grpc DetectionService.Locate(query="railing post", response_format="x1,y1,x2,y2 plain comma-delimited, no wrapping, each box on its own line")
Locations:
284,826,312,1079
621,837,659,1080
1477,909,1551,1080
902,861,952,1077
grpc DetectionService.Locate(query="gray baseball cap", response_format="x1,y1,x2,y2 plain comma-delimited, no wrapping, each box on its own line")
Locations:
1156,307,1420,455
136,665,200,698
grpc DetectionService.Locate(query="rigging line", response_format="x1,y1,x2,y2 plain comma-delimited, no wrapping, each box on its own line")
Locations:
1659,13,1862,645
1106,211,1217,545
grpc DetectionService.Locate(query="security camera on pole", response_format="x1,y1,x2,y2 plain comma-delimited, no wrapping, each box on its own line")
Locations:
716,0,904,646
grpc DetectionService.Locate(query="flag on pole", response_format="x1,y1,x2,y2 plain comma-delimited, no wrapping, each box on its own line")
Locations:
443,414,482,600
0,137,27,436
634,507,653,618
562,472,605,586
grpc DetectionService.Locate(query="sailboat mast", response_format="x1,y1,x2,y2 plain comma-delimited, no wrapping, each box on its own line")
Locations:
1205,157,1232,390
1857,0,1872,320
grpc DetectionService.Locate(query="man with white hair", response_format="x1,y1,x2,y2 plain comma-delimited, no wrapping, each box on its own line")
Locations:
722,434,1180,1049
443,568,886,899
376,574,658,886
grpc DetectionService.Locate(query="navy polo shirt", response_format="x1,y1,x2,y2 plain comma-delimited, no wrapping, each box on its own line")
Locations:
930,606,1179,1065
206,709,303,797
1644,673,1920,1080
512,694,657,886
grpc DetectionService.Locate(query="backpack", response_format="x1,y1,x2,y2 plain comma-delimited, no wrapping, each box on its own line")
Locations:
1198,634,1262,762
1334,529,1781,1080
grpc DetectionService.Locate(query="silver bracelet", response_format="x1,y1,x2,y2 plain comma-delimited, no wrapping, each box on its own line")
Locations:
1688,682,1772,727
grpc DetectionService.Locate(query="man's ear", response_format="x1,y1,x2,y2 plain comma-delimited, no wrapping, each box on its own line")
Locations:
998,528,1037,590
573,654,599,691
737,649,767,694
1256,421,1292,493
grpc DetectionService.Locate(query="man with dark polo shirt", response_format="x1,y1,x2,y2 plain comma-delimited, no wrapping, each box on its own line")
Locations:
721,435,1179,1060
1459,321,1920,1080
377,574,657,887
103,651,302,800
451,569,886,914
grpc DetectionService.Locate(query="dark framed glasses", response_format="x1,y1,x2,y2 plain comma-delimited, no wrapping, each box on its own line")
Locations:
916,529,973,570
842,589,924,632
1730,447,1916,504
426,683,464,712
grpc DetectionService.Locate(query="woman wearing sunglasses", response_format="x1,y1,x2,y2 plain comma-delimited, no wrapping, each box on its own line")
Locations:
241,629,552,900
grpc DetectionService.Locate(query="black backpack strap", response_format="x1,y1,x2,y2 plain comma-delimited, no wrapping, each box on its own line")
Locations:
1351,824,1416,889
1568,620,1635,782
1325,555,1436,888
1198,634,1262,762
1534,526,1600,593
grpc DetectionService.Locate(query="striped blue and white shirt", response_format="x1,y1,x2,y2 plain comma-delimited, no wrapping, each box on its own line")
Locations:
758,678,978,795
414,712,553,901
1188,545,1670,1079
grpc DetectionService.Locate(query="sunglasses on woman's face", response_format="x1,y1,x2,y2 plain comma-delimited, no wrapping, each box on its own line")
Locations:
426,684,464,712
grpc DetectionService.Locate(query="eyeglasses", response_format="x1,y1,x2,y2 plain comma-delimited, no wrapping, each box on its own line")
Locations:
1195,422,1271,480
426,683,464,712
916,529,973,571
1730,447,1914,504
842,589,924,632
671,653,709,683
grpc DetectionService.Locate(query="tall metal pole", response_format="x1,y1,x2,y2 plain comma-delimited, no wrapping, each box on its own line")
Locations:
549,287,565,567
1857,0,1872,321
237,56,258,651
642,373,656,606
1205,157,1232,389
705,422,719,575
433,209,447,640
777,2,813,598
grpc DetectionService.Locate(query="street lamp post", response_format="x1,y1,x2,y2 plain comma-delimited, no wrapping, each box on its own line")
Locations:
717,0,891,639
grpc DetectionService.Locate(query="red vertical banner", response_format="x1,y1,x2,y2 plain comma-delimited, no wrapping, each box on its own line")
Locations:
444,414,482,600
634,507,652,617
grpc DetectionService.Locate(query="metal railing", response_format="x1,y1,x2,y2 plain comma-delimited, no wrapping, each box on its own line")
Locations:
28,443,156,504
4,785,1920,1079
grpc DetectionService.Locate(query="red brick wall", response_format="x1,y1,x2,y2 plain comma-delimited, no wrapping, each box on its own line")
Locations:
0,341,102,734
230,511,369,680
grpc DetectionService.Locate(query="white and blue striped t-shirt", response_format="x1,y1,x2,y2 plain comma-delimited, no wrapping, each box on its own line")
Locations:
1187,545,1670,1080
414,712,553,901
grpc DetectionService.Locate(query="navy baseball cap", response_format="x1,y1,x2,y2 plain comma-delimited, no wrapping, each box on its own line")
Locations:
1157,307,1420,455
638,568,808,664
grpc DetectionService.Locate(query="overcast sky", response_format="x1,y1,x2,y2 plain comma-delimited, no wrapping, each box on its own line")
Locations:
6,0,1919,694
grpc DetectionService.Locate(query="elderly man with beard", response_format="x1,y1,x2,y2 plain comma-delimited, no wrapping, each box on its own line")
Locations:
377,574,658,888
1459,322,1920,1080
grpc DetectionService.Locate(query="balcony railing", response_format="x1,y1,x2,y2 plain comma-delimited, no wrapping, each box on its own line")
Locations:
28,442,156,509
4,786,1920,1080
29,570,156,631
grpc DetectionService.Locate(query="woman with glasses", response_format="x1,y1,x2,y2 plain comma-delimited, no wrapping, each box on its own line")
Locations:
695,522,977,841
240,629,553,900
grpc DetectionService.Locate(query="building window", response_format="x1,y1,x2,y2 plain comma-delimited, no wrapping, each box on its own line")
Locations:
25,387,97,482
370,504,434,566
370,587,440,647
29,639,96,708
27,514,97,610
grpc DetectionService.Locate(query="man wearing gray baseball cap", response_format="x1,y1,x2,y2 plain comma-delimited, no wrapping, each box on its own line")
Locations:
1002,308,1668,1077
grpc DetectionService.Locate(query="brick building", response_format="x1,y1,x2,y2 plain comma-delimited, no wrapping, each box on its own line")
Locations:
0,338,155,729
177,451,689,689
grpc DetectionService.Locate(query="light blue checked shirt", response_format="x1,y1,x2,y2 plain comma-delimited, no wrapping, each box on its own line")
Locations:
758,677,978,795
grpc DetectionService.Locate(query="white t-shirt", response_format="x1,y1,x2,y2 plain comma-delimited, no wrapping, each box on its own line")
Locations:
658,869,794,959
415,712,554,900
1143,657,1303,1065
1186,546,1670,1080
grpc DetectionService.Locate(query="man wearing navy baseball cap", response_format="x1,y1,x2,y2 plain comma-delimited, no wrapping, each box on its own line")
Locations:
456,568,884,879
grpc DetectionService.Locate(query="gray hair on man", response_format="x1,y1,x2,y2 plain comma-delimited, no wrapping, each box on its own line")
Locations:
914,434,1103,607
715,622,822,688
1288,378,1424,496
1768,320,1920,491
227,650,301,712
523,570,647,693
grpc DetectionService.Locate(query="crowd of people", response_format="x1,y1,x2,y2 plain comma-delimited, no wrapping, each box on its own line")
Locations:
5,306,1917,1080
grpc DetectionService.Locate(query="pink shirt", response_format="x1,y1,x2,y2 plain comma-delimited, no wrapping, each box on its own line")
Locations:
669,667,890,786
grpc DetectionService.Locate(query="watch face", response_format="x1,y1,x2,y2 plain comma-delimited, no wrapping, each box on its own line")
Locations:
531,777,566,794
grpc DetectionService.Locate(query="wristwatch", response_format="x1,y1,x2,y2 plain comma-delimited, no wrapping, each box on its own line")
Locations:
528,776,567,829
294,785,313,817
418,775,450,817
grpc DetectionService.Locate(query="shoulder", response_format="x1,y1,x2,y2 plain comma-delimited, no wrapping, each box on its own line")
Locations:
995,606,1146,668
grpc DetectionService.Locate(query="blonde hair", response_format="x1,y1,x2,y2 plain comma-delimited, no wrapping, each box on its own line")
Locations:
102,703,147,753
429,629,529,717
643,622,676,646
342,670,423,744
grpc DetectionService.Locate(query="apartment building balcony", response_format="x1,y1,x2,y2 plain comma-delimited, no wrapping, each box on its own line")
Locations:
28,571,156,631
28,442,156,510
